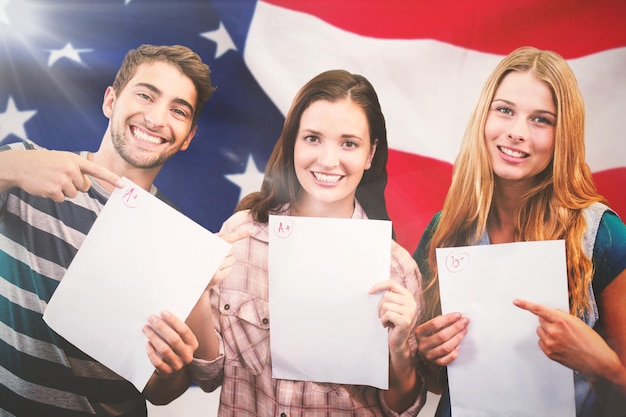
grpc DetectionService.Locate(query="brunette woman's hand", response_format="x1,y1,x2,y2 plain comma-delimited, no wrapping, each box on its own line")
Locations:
143,310,199,376
207,227,253,289
370,279,418,354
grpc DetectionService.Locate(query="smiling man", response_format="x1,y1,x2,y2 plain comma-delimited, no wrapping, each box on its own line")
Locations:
0,44,215,417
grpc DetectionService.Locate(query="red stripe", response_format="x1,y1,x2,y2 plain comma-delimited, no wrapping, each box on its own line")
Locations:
263,0,626,58
386,151,626,254
594,168,626,219
386,150,451,254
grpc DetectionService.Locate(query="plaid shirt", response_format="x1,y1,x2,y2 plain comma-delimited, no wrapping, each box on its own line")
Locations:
190,204,426,416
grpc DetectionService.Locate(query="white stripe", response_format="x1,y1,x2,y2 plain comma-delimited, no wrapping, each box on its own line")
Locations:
0,320,64,365
0,365,91,411
0,275,46,314
0,233,66,282
245,1,626,172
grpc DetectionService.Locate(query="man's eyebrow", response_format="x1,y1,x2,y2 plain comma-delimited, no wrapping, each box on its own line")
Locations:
133,82,195,116
134,82,161,95
172,97,195,116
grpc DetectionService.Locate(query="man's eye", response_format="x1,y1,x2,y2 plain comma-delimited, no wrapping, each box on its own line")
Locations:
172,108,188,117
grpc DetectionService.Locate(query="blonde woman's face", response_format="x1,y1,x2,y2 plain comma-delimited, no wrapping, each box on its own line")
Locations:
293,99,376,217
484,71,556,185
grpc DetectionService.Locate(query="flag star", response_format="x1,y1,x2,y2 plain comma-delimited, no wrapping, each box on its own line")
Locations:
200,21,237,59
225,154,265,202
0,0,10,25
0,96,37,143
47,43,93,67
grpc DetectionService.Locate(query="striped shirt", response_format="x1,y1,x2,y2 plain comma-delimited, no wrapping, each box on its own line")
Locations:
0,140,149,416
190,205,427,417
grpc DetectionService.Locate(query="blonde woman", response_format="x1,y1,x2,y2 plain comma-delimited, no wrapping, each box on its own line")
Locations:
413,46,626,416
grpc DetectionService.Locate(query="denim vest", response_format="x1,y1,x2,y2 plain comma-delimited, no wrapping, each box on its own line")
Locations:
477,203,609,416
435,203,612,417
575,202,611,416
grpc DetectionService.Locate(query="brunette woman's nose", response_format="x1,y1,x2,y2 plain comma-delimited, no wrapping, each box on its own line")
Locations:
317,143,339,168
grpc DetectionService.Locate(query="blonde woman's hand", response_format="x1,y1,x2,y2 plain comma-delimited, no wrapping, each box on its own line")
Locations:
415,312,469,366
514,299,622,377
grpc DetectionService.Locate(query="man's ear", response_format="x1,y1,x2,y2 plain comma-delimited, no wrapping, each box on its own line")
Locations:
102,86,116,118
180,125,198,152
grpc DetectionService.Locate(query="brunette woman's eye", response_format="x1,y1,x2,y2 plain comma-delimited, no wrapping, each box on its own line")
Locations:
304,135,319,143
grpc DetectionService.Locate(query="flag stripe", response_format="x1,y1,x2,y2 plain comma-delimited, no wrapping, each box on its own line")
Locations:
246,2,626,171
246,1,626,252
264,0,626,57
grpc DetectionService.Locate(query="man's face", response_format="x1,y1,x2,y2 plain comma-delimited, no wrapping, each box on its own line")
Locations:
103,61,198,169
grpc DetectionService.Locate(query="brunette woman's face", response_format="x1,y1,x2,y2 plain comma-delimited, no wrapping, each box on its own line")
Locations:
484,71,556,186
293,99,376,216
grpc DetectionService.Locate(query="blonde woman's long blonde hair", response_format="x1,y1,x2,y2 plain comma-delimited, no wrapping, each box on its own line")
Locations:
424,46,607,319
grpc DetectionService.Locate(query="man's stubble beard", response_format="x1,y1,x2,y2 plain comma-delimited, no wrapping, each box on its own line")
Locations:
111,130,172,169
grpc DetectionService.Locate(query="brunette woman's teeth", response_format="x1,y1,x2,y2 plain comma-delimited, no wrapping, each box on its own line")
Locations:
313,172,341,183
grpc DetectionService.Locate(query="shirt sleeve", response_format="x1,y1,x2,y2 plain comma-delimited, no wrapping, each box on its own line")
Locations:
0,140,35,211
592,211,626,293
412,212,441,288
188,332,226,393
386,242,428,416
377,384,428,417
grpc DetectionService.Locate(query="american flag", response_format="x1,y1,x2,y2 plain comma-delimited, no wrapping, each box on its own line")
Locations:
1,0,625,257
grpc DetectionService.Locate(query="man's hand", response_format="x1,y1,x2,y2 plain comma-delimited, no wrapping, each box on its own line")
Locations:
0,149,123,200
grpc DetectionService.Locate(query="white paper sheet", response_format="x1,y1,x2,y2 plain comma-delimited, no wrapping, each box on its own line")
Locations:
268,215,391,389
43,178,231,391
436,240,575,417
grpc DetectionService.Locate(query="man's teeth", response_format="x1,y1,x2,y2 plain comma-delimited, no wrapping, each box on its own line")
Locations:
500,147,527,158
133,127,162,144
313,172,341,183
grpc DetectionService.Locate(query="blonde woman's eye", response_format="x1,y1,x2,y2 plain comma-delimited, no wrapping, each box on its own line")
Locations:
534,116,554,126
